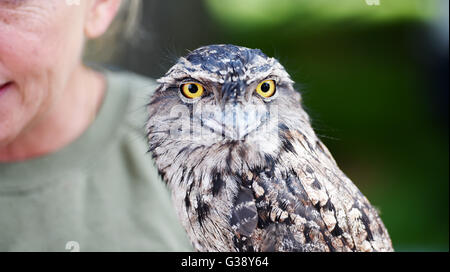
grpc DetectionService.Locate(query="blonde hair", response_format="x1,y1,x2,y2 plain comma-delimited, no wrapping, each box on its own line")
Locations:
84,0,143,63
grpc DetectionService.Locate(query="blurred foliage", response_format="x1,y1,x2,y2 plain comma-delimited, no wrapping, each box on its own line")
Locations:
113,0,448,251
205,0,437,30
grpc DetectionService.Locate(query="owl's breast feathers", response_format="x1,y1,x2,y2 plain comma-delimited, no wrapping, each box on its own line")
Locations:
176,127,393,252
149,116,393,251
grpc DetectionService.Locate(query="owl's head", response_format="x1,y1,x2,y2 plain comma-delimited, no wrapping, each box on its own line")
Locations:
147,44,307,155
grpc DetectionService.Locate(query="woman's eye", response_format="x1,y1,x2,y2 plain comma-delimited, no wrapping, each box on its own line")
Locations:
180,82,204,99
256,79,276,98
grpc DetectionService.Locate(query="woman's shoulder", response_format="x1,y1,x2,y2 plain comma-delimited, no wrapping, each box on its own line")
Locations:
103,69,158,134
106,69,158,94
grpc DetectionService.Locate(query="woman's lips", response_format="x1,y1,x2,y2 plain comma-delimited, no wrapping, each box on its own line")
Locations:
0,81,13,95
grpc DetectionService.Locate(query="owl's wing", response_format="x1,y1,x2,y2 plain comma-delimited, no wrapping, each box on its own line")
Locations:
230,134,392,252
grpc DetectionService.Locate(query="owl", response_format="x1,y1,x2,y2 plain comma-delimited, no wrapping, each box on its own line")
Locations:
146,44,393,252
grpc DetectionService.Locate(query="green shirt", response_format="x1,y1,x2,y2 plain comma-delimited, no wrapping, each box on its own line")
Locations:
0,70,192,252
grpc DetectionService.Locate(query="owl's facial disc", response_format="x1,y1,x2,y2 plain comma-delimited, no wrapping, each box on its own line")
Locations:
152,44,295,144
182,77,279,141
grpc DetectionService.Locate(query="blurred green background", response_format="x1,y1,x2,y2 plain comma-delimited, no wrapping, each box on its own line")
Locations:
107,0,449,251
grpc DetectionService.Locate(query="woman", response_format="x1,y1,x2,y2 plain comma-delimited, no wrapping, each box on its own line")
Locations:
0,0,191,251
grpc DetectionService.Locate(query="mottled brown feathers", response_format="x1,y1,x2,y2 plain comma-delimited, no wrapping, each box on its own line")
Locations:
146,44,393,252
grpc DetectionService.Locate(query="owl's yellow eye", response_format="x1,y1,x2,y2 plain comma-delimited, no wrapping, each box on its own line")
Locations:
180,82,204,99
256,79,276,98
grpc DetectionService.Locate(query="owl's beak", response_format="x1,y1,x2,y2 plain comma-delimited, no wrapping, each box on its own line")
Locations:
197,103,270,141
197,80,272,140
221,104,261,140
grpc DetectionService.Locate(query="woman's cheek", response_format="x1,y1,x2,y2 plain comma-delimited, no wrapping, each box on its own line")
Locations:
0,24,68,142
0,2,86,144
0,31,43,141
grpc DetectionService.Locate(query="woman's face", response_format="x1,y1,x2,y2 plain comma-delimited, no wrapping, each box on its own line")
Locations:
0,0,88,145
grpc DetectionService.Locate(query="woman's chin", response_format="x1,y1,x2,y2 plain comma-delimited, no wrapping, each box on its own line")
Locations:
0,131,14,149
